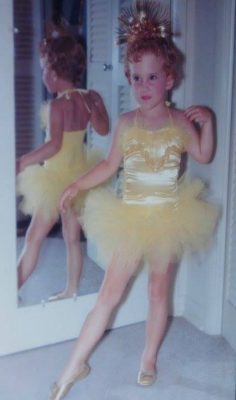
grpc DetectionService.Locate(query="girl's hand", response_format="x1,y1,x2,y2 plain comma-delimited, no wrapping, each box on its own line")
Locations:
60,182,79,213
184,105,214,163
87,90,109,135
88,89,102,110
184,106,212,127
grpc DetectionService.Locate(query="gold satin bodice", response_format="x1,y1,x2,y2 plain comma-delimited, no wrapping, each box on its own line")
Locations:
122,121,188,205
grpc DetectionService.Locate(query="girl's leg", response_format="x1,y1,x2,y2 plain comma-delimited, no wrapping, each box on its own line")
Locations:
52,209,82,299
17,214,57,288
56,253,139,386
139,256,175,376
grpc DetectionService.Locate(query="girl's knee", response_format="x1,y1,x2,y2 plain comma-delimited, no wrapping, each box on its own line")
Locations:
97,284,124,309
63,228,80,245
148,263,174,302
62,216,80,244
148,276,170,304
96,262,134,309
25,224,44,244
25,215,55,244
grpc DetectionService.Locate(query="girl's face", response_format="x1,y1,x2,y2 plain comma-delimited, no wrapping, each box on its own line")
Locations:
129,53,174,111
41,60,58,93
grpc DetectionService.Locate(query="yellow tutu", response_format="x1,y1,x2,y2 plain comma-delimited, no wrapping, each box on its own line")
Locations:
81,179,218,269
81,118,219,271
17,130,100,221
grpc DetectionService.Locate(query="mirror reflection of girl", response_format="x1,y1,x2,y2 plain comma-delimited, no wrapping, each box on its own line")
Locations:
16,33,109,300
49,3,218,399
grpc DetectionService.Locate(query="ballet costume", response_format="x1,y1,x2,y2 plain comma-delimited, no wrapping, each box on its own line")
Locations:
17,89,98,221
82,109,218,271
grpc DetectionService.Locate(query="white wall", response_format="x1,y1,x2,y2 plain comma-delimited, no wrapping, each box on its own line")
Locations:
182,0,235,334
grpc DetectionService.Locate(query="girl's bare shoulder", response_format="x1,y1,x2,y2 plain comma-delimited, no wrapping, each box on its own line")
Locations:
169,107,192,129
118,109,137,126
170,107,185,122
51,94,86,118
50,96,65,111
46,98,65,127
109,110,136,140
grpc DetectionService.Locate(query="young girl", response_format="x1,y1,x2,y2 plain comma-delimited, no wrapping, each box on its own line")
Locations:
16,32,109,300
49,2,218,398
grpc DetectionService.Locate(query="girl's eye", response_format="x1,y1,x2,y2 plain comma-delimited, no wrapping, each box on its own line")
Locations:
132,75,140,82
149,74,158,81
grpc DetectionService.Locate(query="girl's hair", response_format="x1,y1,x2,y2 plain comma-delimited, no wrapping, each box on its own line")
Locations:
39,36,86,85
125,38,184,87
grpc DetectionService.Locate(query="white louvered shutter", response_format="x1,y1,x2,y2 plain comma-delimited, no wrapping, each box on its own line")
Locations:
14,0,43,158
87,0,132,154
86,0,113,153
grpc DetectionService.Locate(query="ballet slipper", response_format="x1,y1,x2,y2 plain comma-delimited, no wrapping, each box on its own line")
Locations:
137,369,157,386
49,362,91,400
48,291,77,302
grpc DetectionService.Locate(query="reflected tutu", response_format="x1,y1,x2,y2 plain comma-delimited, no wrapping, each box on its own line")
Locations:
17,131,100,221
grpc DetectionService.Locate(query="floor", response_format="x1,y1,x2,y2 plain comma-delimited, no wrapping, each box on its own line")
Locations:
0,317,235,400
17,237,104,306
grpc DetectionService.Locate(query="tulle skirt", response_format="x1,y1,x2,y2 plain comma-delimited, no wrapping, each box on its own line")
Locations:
17,155,99,221
81,178,219,272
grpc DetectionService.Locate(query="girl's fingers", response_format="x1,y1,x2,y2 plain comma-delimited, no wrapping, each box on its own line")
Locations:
60,192,71,213
185,109,207,124
59,198,66,213
60,186,78,213
185,107,209,119
185,109,200,117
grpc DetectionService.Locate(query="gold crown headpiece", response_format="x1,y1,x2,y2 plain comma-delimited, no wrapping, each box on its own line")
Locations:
117,0,171,45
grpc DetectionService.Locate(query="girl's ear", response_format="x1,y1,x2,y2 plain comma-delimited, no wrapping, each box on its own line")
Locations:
166,74,174,91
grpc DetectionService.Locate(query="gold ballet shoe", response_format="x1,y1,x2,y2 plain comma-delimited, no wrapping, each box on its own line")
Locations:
49,362,91,400
137,369,157,386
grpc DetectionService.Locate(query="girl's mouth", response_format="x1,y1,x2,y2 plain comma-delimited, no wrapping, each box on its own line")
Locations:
141,95,151,100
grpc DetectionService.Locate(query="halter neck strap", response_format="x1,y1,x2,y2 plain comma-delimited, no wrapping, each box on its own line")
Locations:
57,88,79,99
134,104,174,130
56,88,91,113
167,106,174,127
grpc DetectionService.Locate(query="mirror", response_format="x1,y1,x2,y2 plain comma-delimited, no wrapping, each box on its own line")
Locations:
15,0,105,307
1,0,234,358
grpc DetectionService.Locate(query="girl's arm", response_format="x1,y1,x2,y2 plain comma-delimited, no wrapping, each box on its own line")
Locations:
87,90,109,135
183,106,214,163
60,117,124,212
16,101,64,174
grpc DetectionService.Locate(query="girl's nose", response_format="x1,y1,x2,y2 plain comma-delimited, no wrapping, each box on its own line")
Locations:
141,79,149,88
